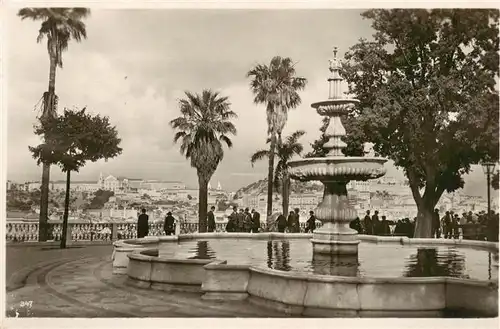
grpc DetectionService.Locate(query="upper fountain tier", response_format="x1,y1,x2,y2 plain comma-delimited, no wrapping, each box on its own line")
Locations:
289,47,387,182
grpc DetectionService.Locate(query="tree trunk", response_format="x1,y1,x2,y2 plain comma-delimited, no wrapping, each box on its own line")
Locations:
198,175,209,233
413,198,436,238
282,171,289,216
267,133,277,217
60,170,71,249
38,54,57,242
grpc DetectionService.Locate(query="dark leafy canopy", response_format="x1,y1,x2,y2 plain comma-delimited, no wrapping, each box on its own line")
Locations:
492,172,499,191
170,90,237,179
341,9,499,210
251,130,306,189
305,117,366,158
18,8,90,68
29,108,122,172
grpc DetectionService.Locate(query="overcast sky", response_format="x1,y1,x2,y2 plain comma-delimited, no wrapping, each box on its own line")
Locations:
5,8,494,194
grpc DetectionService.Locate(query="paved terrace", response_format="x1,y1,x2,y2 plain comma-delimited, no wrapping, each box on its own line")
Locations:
6,244,284,318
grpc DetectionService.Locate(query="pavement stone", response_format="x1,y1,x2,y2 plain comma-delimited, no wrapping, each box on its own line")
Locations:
6,245,286,318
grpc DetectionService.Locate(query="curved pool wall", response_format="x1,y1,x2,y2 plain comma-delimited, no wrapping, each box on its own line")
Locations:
115,233,498,317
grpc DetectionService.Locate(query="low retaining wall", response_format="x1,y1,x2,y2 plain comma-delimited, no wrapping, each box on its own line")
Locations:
112,236,169,274
201,264,498,317
201,261,250,301
127,248,216,292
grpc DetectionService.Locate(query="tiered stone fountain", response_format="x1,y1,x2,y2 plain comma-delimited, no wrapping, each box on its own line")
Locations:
289,47,387,258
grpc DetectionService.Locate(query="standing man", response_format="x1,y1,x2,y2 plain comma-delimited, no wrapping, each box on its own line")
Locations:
380,215,390,235
164,211,175,236
305,210,316,233
276,213,287,233
237,209,246,232
363,210,372,235
293,208,301,233
226,206,238,232
432,209,441,238
251,209,261,233
243,208,253,232
443,211,452,239
287,211,296,233
137,208,149,238
207,206,216,233
372,210,380,235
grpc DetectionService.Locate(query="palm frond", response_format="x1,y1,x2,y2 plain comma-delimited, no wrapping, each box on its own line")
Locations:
220,135,233,148
250,149,270,167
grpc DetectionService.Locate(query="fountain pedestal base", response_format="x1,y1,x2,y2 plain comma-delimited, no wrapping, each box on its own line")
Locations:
310,181,360,255
311,226,360,255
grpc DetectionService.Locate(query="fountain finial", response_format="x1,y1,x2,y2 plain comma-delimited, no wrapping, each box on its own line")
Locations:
328,46,342,99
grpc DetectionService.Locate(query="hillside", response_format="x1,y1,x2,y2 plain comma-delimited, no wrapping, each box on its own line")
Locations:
233,178,322,199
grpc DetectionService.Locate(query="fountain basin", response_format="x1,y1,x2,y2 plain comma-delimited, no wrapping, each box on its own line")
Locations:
311,99,360,116
116,234,498,317
288,157,387,182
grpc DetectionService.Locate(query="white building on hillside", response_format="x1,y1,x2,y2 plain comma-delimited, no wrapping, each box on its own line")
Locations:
102,175,120,192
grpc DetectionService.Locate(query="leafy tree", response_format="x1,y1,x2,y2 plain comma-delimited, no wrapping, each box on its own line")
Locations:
247,57,307,219
306,117,367,158
88,189,114,209
18,8,90,241
170,90,237,232
340,9,499,237
29,107,122,248
251,130,306,215
492,171,499,191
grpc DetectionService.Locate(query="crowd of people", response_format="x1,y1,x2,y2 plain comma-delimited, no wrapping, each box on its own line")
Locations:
224,206,261,232
431,209,498,241
348,208,499,241
135,205,498,242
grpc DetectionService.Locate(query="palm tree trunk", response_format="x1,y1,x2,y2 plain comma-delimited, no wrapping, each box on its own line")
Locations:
198,174,209,233
282,171,289,217
38,52,58,242
267,133,277,218
60,170,71,249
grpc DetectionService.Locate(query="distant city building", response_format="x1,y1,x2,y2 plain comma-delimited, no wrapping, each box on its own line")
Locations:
102,175,120,192
141,180,185,191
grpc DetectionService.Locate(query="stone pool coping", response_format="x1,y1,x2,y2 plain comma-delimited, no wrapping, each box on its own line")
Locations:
114,233,498,317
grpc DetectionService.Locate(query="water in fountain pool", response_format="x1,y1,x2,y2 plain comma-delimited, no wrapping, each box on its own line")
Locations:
158,239,498,281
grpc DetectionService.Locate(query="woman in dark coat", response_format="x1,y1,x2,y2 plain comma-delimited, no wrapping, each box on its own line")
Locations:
276,213,287,233
164,212,175,236
137,208,149,238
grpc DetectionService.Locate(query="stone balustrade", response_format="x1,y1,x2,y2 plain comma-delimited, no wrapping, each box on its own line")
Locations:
5,220,324,244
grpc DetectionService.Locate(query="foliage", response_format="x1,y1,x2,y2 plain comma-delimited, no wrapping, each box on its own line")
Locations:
492,172,499,191
170,90,237,231
18,7,90,242
247,57,308,137
251,130,306,214
340,9,499,237
247,56,307,217
29,107,122,247
88,189,115,209
18,8,90,68
29,108,122,172
251,130,306,189
306,117,367,158
6,189,61,211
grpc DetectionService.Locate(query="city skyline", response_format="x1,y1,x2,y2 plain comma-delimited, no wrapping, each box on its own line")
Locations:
6,9,496,195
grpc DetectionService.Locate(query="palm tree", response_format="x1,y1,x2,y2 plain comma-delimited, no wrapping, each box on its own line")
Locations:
18,8,90,241
170,90,237,232
247,56,307,220
251,130,306,216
